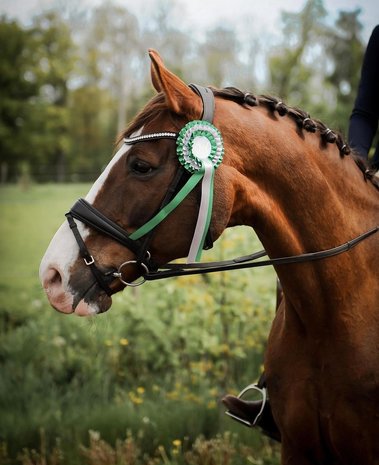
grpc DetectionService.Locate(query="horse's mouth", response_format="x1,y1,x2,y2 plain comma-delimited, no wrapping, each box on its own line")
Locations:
72,280,113,316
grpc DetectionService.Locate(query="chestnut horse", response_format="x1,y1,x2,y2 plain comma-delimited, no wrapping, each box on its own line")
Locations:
40,50,379,464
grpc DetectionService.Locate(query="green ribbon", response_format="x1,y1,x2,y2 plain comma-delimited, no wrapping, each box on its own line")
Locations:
129,171,203,240
177,121,223,262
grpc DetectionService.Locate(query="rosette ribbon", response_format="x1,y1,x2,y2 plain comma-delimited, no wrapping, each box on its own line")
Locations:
176,120,223,262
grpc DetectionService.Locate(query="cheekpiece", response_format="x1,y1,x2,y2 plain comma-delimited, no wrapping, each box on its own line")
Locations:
176,120,224,173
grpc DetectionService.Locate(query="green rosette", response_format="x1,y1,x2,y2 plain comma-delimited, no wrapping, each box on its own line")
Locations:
176,120,224,173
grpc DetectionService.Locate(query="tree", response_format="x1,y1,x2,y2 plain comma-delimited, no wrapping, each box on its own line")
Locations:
83,4,140,133
198,26,241,88
323,10,364,131
28,11,76,182
62,4,142,179
68,84,115,180
268,0,327,104
0,17,38,181
140,0,192,81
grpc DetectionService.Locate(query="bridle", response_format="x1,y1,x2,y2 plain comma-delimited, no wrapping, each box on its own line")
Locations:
66,84,379,296
66,84,216,295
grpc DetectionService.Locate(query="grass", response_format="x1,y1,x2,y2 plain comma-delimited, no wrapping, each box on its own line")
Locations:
0,184,88,317
0,183,279,464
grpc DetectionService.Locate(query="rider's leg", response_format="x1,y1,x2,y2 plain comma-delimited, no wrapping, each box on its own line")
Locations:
222,279,283,442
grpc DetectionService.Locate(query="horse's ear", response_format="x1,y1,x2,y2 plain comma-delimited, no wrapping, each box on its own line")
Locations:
148,49,202,120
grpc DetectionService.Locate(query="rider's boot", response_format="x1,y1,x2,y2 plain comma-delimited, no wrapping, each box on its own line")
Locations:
222,394,281,442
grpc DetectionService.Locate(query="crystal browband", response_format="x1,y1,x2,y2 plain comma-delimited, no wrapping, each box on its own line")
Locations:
124,132,178,145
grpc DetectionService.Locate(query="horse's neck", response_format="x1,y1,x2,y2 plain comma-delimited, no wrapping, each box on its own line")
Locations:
226,106,379,324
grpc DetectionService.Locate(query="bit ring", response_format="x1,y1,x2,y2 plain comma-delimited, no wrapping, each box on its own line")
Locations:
113,260,149,287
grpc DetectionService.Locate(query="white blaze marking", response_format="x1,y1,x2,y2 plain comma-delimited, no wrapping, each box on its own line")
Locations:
85,127,142,204
40,136,136,291
39,219,87,289
85,143,130,203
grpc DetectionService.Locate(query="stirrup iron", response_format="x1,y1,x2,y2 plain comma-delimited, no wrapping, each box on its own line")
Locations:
224,383,267,427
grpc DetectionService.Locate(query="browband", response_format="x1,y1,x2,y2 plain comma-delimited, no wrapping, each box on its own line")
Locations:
124,132,177,145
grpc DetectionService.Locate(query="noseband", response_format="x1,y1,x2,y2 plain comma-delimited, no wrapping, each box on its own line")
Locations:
66,84,379,296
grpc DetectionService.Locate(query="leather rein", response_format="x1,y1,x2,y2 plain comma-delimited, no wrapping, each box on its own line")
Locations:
66,84,379,293
144,226,379,280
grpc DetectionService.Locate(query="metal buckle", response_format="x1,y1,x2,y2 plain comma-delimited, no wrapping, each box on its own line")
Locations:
84,255,95,266
113,253,150,287
224,383,267,427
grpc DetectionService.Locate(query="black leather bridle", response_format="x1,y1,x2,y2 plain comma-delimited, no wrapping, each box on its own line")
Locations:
65,84,215,294
66,84,379,295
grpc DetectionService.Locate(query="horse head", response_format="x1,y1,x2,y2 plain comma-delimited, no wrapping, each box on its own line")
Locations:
39,50,237,316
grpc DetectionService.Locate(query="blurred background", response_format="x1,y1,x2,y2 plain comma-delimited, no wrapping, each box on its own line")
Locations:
0,0,377,464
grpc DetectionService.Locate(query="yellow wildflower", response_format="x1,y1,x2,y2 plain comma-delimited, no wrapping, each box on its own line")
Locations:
128,391,143,405
119,338,129,346
207,400,217,409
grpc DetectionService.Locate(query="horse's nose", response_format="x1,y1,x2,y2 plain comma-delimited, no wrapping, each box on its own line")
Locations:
43,266,62,288
41,266,74,314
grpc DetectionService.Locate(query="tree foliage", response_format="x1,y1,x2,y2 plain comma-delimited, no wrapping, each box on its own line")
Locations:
267,1,364,130
323,9,364,130
268,0,327,103
0,13,75,181
0,0,367,182
0,18,39,179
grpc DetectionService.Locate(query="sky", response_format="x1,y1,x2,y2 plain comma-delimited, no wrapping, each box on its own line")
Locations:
1,0,378,43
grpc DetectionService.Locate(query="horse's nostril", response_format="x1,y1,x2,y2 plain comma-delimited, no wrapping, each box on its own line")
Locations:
43,267,62,290
41,266,74,314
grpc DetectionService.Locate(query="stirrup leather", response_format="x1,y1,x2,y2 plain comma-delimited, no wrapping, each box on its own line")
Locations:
224,383,267,427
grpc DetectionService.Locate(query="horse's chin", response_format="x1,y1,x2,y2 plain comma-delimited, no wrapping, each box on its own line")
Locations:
74,295,112,316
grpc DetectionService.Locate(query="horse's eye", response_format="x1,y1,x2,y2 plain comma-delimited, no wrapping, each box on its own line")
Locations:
131,159,153,175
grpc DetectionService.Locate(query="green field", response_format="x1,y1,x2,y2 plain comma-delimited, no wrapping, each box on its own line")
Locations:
0,184,279,465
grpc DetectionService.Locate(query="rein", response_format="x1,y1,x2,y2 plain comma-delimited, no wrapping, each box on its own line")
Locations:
144,226,379,280
65,84,379,293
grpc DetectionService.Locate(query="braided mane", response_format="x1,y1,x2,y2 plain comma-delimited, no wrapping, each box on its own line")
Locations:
213,86,379,190
122,87,379,190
